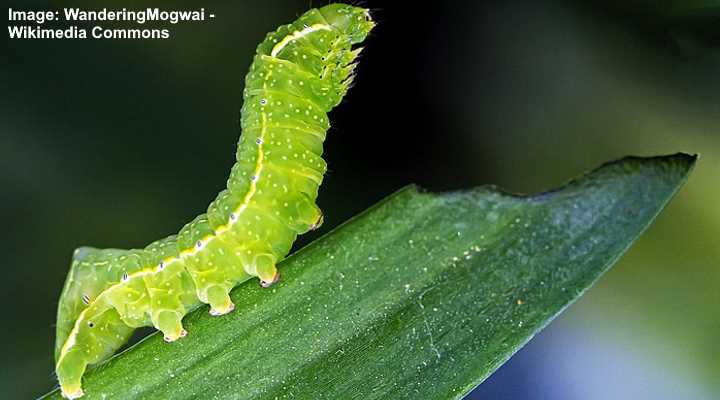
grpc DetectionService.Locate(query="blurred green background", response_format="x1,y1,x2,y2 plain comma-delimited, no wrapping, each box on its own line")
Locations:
3,1,718,398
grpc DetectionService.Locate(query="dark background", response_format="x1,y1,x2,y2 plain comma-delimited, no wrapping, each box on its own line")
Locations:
3,1,719,398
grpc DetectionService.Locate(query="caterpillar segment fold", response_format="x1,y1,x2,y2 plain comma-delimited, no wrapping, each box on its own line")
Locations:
54,3,374,398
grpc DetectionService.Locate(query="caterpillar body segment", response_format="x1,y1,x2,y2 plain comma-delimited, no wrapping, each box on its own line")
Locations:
54,247,144,361
54,4,374,398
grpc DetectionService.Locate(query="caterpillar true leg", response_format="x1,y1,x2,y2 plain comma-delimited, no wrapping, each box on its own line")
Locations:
311,210,324,231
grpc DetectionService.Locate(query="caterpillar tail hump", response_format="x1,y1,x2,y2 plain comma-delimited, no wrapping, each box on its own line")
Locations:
54,3,373,398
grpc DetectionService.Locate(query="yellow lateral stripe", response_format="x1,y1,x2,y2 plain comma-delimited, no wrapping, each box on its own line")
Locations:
270,24,332,57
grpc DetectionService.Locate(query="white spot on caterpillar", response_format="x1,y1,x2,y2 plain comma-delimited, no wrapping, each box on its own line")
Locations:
81,295,90,305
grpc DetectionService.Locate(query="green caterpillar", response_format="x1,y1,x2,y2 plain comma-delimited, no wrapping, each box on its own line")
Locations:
54,4,374,398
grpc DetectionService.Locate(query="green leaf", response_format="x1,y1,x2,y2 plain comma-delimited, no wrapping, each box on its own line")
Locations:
39,154,696,400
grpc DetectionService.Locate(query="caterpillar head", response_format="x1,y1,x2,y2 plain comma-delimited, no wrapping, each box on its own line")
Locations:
320,4,375,44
